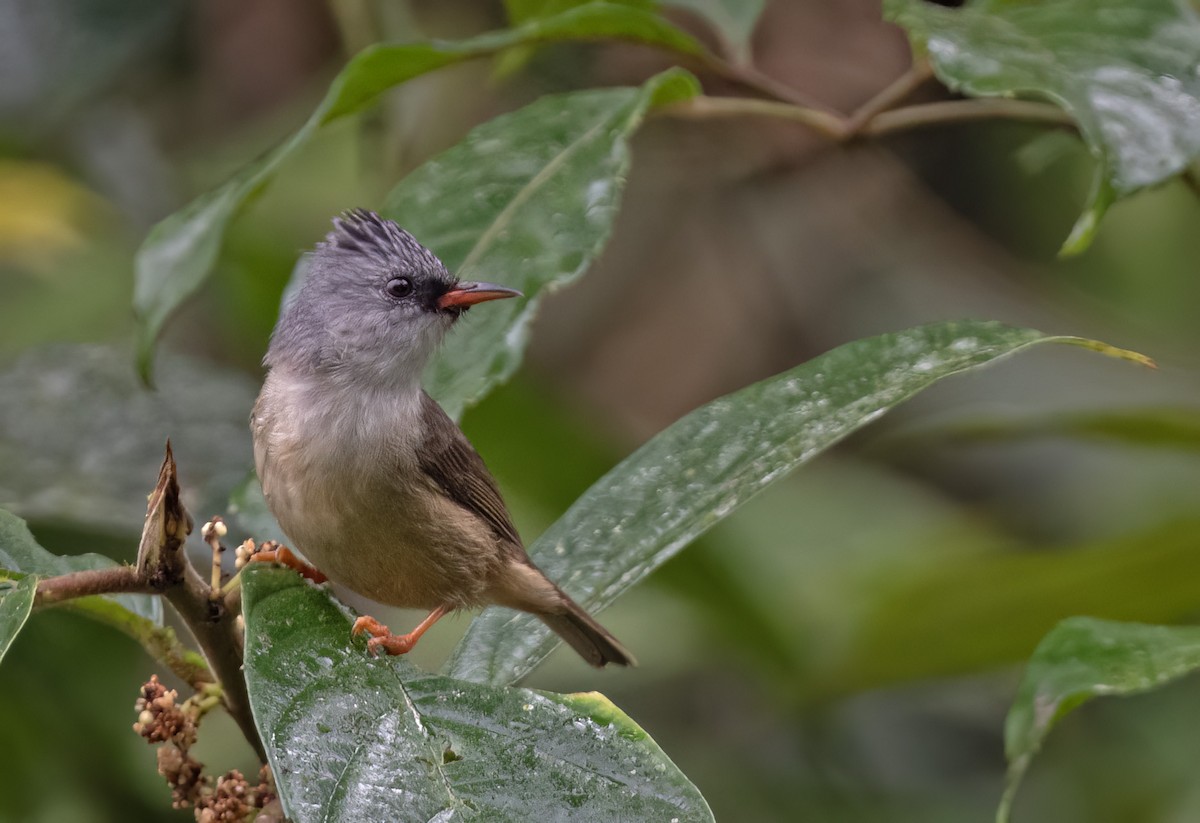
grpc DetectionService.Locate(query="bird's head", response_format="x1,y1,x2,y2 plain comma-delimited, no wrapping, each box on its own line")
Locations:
266,209,520,386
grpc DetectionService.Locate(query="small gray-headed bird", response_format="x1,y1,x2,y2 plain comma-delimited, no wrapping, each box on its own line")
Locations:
250,209,634,667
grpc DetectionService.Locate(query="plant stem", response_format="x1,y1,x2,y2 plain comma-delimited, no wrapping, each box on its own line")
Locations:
162,561,262,761
862,98,1075,137
693,51,840,115
664,96,848,139
662,95,1076,144
844,59,934,135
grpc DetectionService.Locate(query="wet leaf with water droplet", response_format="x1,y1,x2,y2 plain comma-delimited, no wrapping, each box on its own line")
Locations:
885,0,1200,253
131,4,705,382
999,617,1200,822
241,566,713,822
0,344,256,536
383,69,700,419
444,321,1152,686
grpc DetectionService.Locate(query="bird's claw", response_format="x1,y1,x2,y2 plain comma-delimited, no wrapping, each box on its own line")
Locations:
236,539,328,584
352,615,418,656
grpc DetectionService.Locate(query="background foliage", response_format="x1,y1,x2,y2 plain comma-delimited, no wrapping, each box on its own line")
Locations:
3,0,1200,821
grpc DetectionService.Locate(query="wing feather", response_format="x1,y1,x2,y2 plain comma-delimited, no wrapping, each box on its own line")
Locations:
417,392,522,546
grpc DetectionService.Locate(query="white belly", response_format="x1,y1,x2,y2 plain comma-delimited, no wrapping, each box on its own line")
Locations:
251,373,503,610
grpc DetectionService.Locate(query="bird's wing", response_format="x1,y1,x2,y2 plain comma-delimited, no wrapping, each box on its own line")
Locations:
417,391,523,546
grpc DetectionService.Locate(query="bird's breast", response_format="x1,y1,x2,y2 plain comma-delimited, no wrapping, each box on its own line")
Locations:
251,372,503,609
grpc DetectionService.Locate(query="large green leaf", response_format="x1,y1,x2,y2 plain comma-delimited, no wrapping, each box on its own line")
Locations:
999,617,1200,823
0,509,160,624
885,0,1200,252
382,70,699,419
0,344,256,534
241,566,713,822
903,407,1200,452
0,576,36,666
445,321,1151,685
810,520,1200,701
132,3,705,381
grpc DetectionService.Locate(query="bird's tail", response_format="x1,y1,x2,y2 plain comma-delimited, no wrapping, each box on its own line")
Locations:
539,590,636,668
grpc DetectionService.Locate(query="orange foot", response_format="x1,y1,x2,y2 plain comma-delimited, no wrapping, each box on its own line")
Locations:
238,539,328,584
351,606,449,656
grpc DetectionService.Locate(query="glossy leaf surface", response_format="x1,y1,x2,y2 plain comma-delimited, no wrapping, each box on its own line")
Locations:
445,321,1151,685
382,70,699,418
132,3,704,380
886,0,1200,250
241,566,713,822
999,617,1200,822
0,344,256,535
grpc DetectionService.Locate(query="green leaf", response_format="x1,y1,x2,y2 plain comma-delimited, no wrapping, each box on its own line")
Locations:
999,617,1200,823
241,566,713,823
0,576,36,666
445,321,1152,686
902,407,1200,452
0,344,257,535
810,519,1200,701
0,508,160,624
885,0,1200,252
668,0,765,60
132,3,705,382
382,69,700,419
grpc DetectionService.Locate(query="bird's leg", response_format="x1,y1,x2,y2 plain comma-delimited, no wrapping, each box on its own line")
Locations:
352,605,449,656
237,539,328,584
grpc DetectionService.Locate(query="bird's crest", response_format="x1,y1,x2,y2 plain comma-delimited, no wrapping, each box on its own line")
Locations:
322,209,443,270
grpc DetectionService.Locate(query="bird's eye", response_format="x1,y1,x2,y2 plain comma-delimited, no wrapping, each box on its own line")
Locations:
385,277,413,298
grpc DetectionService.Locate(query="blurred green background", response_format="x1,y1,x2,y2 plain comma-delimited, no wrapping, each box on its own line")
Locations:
4,1,1200,821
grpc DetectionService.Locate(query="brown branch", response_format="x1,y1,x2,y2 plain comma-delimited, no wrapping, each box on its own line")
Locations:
35,566,155,607
161,558,262,761
139,444,265,763
30,443,265,763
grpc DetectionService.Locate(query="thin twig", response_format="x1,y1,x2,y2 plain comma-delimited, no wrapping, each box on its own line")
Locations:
661,95,1078,145
663,96,848,139
862,98,1075,137
690,51,840,115
844,59,934,135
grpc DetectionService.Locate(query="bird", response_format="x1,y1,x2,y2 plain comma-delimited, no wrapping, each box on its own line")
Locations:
249,209,634,667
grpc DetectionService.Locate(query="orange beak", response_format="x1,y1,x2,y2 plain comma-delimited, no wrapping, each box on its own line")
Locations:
437,281,523,310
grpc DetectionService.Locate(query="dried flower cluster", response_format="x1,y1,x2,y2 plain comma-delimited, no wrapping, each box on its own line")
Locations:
134,675,277,822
